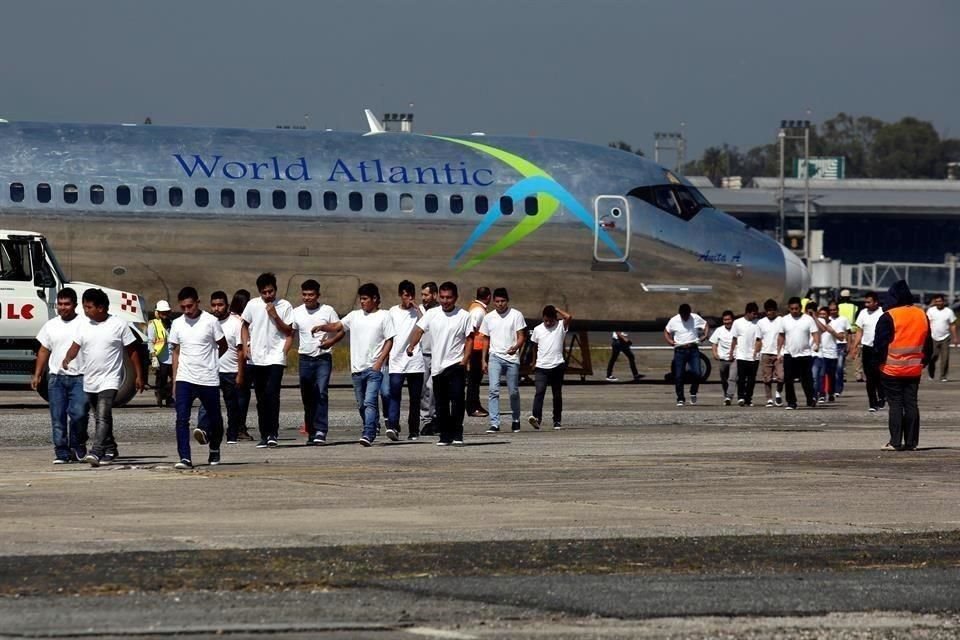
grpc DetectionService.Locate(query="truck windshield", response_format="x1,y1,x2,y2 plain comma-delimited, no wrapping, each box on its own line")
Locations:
40,238,68,284
0,240,33,282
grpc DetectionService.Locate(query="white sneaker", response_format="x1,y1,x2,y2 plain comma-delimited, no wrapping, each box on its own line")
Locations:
385,428,399,441
452,440,465,447
605,375,618,382
737,398,745,407
676,400,685,406
690,395,697,405
724,398,732,406
766,399,775,407
528,415,541,430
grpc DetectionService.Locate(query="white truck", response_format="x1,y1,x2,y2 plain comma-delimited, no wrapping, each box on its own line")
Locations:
0,230,148,405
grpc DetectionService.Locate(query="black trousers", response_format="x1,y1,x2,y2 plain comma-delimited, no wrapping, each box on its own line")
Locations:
783,355,815,407
433,364,466,443
466,350,484,413
736,359,758,404
154,362,173,405
532,365,565,425
882,375,920,449
607,340,638,378
862,346,886,409
250,364,284,440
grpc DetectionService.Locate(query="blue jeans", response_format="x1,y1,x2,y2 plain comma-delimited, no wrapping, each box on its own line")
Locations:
352,368,383,441
86,389,118,458
813,357,838,398
175,381,223,461
48,374,89,460
379,362,391,420
835,343,847,394
387,372,424,435
488,354,520,427
299,354,332,440
672,346,701,401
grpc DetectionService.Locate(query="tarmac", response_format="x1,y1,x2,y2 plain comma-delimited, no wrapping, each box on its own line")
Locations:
1,373,959,638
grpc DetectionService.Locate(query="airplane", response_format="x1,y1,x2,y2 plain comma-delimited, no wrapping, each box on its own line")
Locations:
0,113,808,339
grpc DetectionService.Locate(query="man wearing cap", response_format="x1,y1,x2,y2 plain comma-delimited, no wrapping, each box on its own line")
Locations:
147,300,174,407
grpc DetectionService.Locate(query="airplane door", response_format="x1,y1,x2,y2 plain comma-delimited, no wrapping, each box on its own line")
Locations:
593,195,630,266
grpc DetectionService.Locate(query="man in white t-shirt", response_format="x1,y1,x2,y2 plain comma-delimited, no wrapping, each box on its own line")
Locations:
826,301,852,396
528,305,572,430
241,273,294,448
466,287,491,417
777,296,820,409
480,288,527,433
198,290,249,443
32,287,88,464
709,310,736,405
852,291,885,411
315,283,395,446
418,282,440,435
926,293,958,382
61,288,145,467
730,302,760,406
385,280,426,441
812,306,843,403
756,299,785,407
291,279,343,446
664,303,708,406
168,287,228,469
406,281,474,446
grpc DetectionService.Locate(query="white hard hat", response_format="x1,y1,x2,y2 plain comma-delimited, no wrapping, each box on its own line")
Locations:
839,289,851,297
155,300,171,312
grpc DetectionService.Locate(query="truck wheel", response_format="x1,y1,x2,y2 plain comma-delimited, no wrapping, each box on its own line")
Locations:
113,352,138,407
697,353,712,382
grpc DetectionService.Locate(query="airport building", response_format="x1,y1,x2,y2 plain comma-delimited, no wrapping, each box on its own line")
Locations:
693,177,960,300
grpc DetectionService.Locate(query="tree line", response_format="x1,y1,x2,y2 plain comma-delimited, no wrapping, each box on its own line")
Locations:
611,113,960,185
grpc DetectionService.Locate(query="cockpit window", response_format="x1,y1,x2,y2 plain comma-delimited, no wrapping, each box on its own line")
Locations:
627,184,706,222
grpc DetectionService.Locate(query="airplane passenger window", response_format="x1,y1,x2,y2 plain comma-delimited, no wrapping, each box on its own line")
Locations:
195,188,209,208
349,192,362,212
298,190,312,211
221,188,235,208
37,183,52,204
374,192,388,212
272,190,286,210
323,191,337,211
246,189,260,209
143,186,157,207
400,193,414,212
9,183,25,203
524,196,538,215
475,195,488,215
425,194,438,213
116,186,131,206
169,187,183,207
450,195,463,214
64,184,79,205
500,196,514,215
91,185,105,205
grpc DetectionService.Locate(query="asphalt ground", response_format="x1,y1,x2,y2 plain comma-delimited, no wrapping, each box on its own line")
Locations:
1,361,959,638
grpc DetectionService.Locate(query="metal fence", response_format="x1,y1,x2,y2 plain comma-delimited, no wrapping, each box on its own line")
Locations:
844,258,959,302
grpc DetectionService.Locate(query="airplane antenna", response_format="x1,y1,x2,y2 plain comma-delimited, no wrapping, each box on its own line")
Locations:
364,109,385,135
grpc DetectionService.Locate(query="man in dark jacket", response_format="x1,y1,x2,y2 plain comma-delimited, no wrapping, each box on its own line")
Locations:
874,280,933,451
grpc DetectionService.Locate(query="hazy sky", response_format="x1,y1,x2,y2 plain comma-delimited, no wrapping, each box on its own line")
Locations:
1,0,956,157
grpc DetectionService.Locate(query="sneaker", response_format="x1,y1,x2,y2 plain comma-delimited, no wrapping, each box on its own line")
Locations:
881,442,899,451
83,453,100,467
817,396,825,404
238,430,254,441
312,435,327,445
174,459,193,470
436,440,451,447
53,458,69,465
511,421,521,433
941,378,949,383
101,453,115,464
736,398,745,407
766,399,775,407
226,440,239,445
868,407,878,413
266,436,279,447
193,428,208,446
723,397,731,406
528,415,541,430
72,447,87,461
407,434,419,441
452,440,465,447
775,393,783,407
385,428,399,441
208,450,221,466
676,400,685,406
785,405,797,410
828,395,836,403
553,423,562,430
359,436,373,447
486,425,500,433
256,439,269,448
605,375,618,382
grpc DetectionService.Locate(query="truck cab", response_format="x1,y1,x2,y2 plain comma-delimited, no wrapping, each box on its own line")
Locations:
0,231,147,404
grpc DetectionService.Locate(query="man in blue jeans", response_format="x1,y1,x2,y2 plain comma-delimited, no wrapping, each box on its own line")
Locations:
664,303,709,406
315,283,395,446
32,287,89,464
386,280,426,440
480,288,527,433
291,279,344,445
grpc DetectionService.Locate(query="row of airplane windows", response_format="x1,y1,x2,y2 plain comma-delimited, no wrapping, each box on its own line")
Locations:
5,182,539,216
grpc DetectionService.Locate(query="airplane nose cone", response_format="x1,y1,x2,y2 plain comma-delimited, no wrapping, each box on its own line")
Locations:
781,245,810,299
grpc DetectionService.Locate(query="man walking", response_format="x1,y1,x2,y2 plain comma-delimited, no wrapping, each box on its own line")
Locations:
481,288,527,433
730,302,760,407
241,273,294,448
852,292,886,412
169,287,227,469
32,287,88,464
291,279,342,446
778,297,820,410
757,299,785,407
664,304,708,406
926,293,957,382
875,280,932,451
709,310,736,405
314,283,395,446
827,301,852,396
62,288,145,467
146,300,173,407
386,280,426,440
466,287,491,417
419,282,440,435
198,291,246,444
406,282,474,446
605,331,640,382
529,305,572,430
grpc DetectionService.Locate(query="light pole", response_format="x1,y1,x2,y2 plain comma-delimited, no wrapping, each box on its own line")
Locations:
777,120,812,260
654,130,686,173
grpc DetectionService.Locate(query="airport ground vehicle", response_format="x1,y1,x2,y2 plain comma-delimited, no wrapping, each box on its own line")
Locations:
0,230,147,405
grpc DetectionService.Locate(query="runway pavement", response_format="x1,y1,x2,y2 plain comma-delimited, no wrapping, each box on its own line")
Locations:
1,378,959,638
